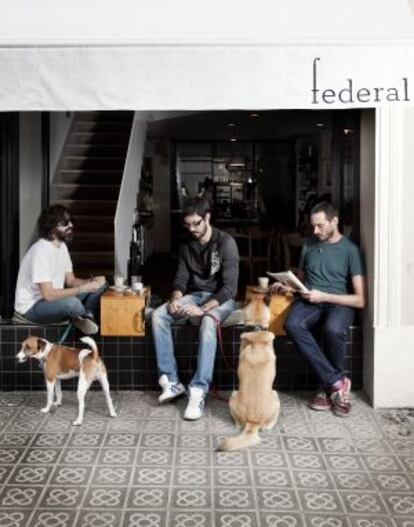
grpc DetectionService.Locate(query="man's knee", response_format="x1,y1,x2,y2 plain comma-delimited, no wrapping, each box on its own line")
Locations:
284,315,306,336
152,304,170,327
63,297,84,318
324,323,348,342
200,315,216,335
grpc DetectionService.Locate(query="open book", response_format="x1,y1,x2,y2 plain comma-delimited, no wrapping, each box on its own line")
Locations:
267,270,309,293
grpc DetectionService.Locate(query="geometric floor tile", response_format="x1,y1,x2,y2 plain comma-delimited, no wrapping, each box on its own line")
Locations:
0,390,412,527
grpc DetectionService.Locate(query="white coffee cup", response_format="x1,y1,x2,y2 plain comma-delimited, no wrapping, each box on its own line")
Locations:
114,275,125,289
133,281,144,294
258,277,269,290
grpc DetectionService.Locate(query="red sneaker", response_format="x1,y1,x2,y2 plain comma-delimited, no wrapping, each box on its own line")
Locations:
331,377,352,418
309,388,332,411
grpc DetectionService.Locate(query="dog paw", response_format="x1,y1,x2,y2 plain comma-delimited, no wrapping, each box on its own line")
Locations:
53,401,62,407
109,410,117,418
72,419,82,426
40,407,50,414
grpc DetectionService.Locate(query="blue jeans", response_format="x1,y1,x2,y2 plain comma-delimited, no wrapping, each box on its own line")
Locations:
152,292,235,393
284,299,355,389
24,283,108,324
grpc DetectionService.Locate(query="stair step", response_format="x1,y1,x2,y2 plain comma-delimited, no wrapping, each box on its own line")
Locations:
51,183,120,201
76,111,133,122
71,251,114,267
51,200,117,215
64,156,126,170
65,144,128,157
69,132,131,145
74,121,133,133
75,268,115,279
71,232,114,251
74,214,114,231
55,170,123,185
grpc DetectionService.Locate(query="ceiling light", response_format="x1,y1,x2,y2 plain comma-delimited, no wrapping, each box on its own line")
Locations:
250,113,259,118
343,128,354,135
230,138,237,142
228,122,236,127
315,122,325,128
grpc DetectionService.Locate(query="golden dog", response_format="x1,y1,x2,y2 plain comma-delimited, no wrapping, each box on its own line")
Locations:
217,331,280,451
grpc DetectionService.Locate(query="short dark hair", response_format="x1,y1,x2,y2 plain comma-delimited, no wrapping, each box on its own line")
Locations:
37,204,72,240
182,197,212,218
310,201,339,221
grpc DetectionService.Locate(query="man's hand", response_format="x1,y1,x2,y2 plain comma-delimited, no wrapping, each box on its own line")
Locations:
181,304,204,318
168,299,184,315
301,289,326,304
92,276,106,286
81,280,102,293
270,282,294,295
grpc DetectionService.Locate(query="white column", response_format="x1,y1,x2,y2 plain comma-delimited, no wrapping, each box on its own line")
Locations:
371,106,414,407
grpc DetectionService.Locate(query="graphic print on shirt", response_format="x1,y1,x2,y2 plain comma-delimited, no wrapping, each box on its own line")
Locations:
210,249,221,276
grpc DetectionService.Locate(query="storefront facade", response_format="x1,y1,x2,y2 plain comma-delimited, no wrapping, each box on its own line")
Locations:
1,0,413,406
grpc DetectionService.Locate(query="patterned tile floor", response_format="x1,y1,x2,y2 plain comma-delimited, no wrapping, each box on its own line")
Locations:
0,390,413,527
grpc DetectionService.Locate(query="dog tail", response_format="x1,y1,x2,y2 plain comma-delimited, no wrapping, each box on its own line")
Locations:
79,336,99,361
216,422,261,451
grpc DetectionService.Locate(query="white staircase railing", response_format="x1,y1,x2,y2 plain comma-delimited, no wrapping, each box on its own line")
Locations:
114,111,149,276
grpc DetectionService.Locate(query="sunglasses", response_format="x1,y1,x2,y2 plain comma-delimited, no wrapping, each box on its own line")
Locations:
182,218,204,230
57,217,73,227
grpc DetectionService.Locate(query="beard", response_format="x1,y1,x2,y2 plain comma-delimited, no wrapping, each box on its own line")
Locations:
190,223,208,240
53,227,74,243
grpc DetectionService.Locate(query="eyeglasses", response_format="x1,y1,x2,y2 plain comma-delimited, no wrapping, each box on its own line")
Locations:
57,217,73,227
182,218,204,230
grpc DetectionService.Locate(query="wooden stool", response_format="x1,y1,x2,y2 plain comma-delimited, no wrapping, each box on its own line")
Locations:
100,287,150,336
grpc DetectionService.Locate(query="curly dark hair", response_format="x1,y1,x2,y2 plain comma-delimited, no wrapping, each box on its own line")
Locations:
37,205,72,240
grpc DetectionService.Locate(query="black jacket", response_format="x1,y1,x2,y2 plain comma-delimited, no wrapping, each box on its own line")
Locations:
173,228,239,305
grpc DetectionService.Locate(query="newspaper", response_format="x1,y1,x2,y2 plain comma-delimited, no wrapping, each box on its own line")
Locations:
267,270,309,293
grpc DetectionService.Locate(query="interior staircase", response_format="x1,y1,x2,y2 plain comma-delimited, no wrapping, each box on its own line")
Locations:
50,111,134,279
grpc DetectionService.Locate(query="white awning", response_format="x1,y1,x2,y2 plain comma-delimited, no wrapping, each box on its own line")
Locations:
1,0,414,110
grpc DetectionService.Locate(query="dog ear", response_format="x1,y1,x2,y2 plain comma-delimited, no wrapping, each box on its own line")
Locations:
37,338,48,351
263,294,271,306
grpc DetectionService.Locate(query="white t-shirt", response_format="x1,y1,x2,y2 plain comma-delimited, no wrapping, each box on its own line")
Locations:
14,238,73,314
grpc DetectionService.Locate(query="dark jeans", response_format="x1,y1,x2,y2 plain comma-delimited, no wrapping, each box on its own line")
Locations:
24,284,108,324
284,299,355,389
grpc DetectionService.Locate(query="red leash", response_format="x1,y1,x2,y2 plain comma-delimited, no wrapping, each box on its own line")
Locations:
203,313,234,402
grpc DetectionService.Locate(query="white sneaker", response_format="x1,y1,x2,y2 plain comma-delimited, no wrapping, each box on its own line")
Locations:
184,387,205,420
158,374,185,403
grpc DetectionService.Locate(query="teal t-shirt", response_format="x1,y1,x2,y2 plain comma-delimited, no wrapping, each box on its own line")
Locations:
299,236,364,295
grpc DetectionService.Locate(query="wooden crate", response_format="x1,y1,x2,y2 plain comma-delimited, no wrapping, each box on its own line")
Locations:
100,287,150,336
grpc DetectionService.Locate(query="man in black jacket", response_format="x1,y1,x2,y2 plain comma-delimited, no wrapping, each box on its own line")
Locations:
152,197,239,420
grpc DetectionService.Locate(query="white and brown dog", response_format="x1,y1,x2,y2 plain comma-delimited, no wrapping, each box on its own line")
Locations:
217,331,280,451
16,336,117,426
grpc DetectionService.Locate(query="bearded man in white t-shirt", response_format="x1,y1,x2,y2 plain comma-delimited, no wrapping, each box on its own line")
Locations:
14,205,107,334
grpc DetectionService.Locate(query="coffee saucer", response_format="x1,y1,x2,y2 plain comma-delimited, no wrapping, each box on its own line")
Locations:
252,287,269,294
109,285,129,292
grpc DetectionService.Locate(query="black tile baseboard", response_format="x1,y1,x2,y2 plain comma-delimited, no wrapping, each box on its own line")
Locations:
0,322,362,391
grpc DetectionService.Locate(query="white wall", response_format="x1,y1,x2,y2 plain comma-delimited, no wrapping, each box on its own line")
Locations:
50,112,73,178
19,113,43,258
401,108,414,325
372,107,414,407
115,112,148,276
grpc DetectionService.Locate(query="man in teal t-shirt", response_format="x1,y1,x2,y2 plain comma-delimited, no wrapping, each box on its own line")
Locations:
279,202,365,417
